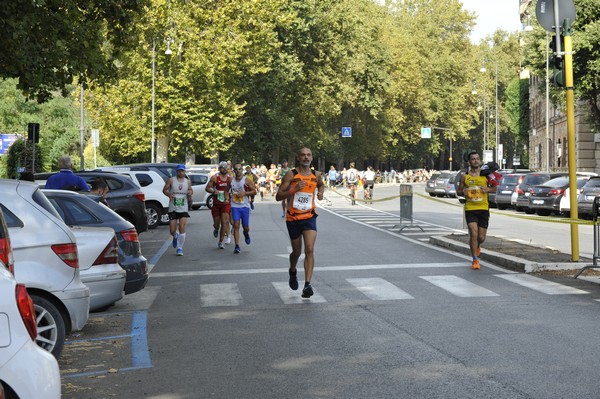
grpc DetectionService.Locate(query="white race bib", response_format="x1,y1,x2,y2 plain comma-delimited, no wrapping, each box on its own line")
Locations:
293,192,312,211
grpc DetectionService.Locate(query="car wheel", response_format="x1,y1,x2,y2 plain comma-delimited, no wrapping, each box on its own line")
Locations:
146,203,161,229
30,294,66,358
191,205,200,210
515,206,523,212
206,194,214,209
537,210,551,216
525,208,535,214
497,204,507,210
428,193,435,197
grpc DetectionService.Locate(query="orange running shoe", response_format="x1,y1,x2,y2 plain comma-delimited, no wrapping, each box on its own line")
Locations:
471,259,480,270
476,247,481,257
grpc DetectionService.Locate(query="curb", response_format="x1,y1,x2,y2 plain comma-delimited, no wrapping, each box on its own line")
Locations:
429,235,591,273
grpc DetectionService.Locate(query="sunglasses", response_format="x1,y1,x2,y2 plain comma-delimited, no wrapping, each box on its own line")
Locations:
233,167,243,171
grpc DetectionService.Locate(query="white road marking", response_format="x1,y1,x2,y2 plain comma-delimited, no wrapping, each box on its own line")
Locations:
346,278,414,301
150,262,467,278
495,274,589,295
272,282,327,304
200,283,243,307
420,275,500,297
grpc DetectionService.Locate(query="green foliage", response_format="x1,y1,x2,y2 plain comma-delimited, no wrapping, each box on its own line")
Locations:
0,0,147,102
5,139,43,179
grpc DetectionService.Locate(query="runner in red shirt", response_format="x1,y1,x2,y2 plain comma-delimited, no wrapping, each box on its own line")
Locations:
206,161,232,249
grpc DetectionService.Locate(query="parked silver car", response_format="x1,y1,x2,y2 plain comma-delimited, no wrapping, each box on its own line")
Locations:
0,179,90,357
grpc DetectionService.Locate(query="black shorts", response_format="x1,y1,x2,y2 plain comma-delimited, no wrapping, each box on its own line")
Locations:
286,215,318,240
169,211,190,220
465,210,490,229
366,181,374,189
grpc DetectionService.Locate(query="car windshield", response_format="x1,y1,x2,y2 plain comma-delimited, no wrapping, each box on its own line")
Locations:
543,177,569,187
584,178,600,188
524,175,548,185
501,175,521,185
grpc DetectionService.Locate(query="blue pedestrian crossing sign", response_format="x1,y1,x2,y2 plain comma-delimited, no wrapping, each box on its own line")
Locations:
342,127,352,138
421,127,432,139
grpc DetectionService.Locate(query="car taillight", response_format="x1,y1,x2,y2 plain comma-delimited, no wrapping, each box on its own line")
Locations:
15,284,37,340
134,192,145,202
548,189,564,196
0,237,14,275
93,236,119,265
51,243,79,268
121,228,140,242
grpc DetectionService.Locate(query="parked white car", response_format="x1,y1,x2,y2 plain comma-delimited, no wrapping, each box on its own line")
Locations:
0,266,61,398
0,179,90,358
188,171,213,209
98,168,169,229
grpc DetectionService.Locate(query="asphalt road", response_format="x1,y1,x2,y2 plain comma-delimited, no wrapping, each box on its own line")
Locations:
60,184,600,398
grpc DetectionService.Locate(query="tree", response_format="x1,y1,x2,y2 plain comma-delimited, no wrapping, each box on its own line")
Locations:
0,0,146,102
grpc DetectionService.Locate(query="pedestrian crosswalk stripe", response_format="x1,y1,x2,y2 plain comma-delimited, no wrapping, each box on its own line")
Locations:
200,283,243,307
346,278,414,300
272,282,327,304
420,275,500,297
495,274,589,295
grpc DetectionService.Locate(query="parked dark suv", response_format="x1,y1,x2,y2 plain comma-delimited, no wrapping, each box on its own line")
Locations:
36,171,148,233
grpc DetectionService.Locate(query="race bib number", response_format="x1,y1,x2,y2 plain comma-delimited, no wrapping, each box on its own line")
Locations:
233,190,245,203
293,192,312,211
216,190,226,202
464,186,483,202
173,197,185,207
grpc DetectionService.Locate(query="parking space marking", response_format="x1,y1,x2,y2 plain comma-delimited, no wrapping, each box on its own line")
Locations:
420,275,500,297
62,311,152,379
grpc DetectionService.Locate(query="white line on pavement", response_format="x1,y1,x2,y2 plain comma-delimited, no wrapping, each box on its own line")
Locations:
495,274,589,295
347,278,414,300
420,275,500,297
150,262,468,278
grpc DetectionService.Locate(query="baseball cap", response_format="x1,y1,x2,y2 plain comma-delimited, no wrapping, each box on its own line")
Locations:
176,164,186,171
282,159,288,163
218,161,228,168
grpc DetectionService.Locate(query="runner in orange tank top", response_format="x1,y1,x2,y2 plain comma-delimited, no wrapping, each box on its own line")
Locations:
276,147,324,298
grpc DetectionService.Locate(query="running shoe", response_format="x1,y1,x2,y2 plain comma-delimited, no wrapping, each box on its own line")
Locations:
250,202,254,210
301,284,314,298
282,212,285,218
213,228,219,238
244,231,251,245
471,259,480,270
234,245,241,254
176,248,183,256
172,232,179,248
218,242,225,249
289,270,298,290
224,235,231,245
476,247,481,257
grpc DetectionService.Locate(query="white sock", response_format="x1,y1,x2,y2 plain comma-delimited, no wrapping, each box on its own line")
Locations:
178,233,186,249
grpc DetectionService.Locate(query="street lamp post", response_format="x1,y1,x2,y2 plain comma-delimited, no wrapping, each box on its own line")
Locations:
545,32,550,172
480,60,499,165
151,39,156,164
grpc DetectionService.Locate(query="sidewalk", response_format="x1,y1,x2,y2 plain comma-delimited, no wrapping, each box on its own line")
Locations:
430,233,594,273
